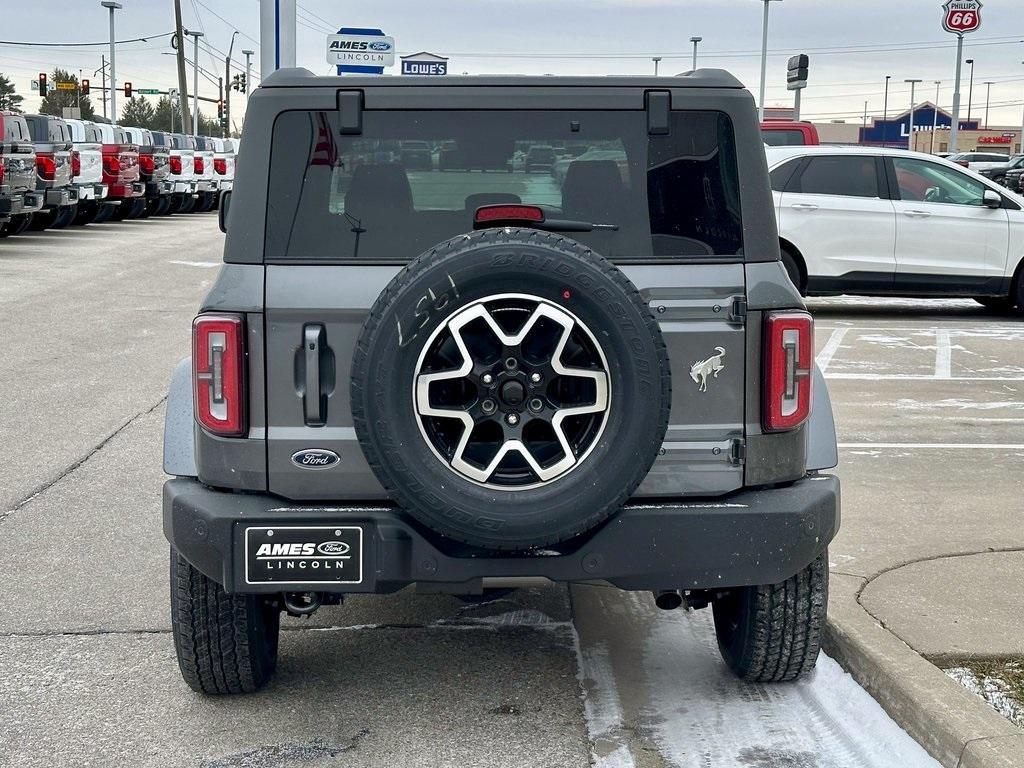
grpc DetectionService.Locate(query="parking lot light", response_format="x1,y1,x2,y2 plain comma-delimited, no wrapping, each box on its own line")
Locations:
756,0,783,122
652,57,661,76
689,36,702,71
905,79,923,151
100,1,122,123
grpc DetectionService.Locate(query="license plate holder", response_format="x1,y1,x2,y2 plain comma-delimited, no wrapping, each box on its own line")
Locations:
244,525,364,586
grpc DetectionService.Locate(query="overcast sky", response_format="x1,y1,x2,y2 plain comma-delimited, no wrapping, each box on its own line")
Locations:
2,0,1022,129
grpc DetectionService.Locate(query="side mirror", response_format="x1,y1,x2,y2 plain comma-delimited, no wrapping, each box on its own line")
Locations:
983,189,1002,209
218,189,231,233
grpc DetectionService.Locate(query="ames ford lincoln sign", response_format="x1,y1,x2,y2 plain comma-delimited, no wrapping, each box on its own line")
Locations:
327,32,396,67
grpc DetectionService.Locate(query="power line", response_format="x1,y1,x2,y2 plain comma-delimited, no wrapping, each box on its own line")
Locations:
0,32,174,47
296,2,336,30
191,0,260,47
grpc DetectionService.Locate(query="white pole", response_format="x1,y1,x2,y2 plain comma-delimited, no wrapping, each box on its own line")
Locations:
950,34,964,153
192,31,203,134
243,50,253,96
932,81,940,154
260,0,296,79
794,88,801,122
690,36,702,71
983,81,993,129
104,3,119,123
905,79,922,151
758,0,771,121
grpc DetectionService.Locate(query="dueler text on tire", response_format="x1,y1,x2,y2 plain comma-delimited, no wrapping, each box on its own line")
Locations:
712,552,828,682
351,228,671,550
169,548,280,694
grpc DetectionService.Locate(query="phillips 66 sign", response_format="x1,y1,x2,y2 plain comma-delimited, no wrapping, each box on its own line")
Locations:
942,0,982,34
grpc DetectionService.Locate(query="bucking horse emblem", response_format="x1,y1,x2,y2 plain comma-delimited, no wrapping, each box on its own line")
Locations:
690,347,725,392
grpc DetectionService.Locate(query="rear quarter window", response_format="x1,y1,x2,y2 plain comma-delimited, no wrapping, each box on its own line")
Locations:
790,155,881,198
265,108,743,263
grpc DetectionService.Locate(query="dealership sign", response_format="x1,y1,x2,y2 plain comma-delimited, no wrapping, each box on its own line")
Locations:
328,28,395,74
942,0,981,34
401,52,449,76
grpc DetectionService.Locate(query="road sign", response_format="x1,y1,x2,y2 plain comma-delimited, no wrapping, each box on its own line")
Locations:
168,88,179,100
942,0,982,35
137,88,160,95
55,82,77,91
328,28,395,74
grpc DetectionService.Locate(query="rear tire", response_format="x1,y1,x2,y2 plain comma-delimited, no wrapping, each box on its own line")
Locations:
712,552,828,682
12,213,33,234
780,248,805,295
51,205,76,229
170,548,280,695
975,296,1014,313
29,209,57,231
92,204,115,223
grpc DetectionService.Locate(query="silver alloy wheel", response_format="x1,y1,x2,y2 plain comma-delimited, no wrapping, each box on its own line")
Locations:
413,293,611,490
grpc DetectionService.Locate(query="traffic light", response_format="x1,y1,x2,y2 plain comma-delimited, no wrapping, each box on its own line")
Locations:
39,72,47,97
239,73,246,94
124,81,132,98
217,99,224,119
81,78,90,96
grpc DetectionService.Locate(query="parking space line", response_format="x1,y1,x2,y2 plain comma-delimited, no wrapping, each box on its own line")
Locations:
816,328,848,374
839,442,1024,450
826,374,1024,381
934,330,951,379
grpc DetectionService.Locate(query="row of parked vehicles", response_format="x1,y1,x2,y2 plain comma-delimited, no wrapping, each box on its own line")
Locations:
0,112,236,237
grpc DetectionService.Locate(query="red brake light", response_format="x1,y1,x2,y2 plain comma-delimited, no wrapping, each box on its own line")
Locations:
193,315,246,437
214,158,227,175
169,155,182,174
763,311,813,432
36,153,56,181
0,160,4,186
138,154,155,174
193,156,205,173
71,150,81,178
474,204,545,225
102,154,120,175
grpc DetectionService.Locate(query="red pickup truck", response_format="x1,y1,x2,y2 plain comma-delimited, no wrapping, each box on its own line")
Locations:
760,121,820,146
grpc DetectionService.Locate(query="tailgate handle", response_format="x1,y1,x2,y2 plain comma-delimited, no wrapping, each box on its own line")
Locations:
303,324,328,426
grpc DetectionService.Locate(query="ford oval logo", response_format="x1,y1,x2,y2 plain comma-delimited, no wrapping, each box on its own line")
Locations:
369,41,391,51
291,449,341,469
317,541,350,555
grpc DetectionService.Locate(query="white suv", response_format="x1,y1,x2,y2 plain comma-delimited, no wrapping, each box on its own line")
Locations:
766,145,1024,311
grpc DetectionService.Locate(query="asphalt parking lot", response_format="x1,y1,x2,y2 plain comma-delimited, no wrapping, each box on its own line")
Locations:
2,218,1021,767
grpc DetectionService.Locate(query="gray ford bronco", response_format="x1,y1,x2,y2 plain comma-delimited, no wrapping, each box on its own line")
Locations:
163,68,840,695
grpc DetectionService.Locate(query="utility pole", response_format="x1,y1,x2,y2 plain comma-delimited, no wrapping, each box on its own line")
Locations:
965,58,975,124
950,34,965,153
97,56,107,119
982,81,994,129
757,0,782,122
189,30,204,134
101,1,121,123
905,79,922,152
224,30,238,141
931,81,941,154
173,0,191,132
690,36,702,70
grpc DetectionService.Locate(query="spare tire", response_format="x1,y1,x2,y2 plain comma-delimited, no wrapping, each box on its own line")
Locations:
351,228,671,550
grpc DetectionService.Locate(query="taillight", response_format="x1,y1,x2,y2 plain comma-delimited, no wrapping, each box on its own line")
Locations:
36,153,56,181
956,161,969,168
102,154,120,174
138,154,155,174
474,204,545,226
0,159,5,186
71,151,81,178
193,156,205,173
214,158,227,175
169,155,182,174
763,311,813,432
193,314,246,437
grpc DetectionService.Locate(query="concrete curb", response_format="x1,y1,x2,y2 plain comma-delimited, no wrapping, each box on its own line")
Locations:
824,573,1024,768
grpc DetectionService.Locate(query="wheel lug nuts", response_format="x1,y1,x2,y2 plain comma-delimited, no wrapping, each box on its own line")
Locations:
529,398,543,413
482,373,494,385
529,372,542,384
506,412,519,426
482,399,496,415
504,357,518,370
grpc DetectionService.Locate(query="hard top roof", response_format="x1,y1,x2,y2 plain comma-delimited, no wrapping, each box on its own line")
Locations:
261,67,744,90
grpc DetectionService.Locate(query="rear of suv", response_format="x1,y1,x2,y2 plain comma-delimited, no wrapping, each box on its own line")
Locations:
163,69,840,695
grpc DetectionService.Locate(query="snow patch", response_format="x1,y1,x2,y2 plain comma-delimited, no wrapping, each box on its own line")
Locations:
946,667,1024,728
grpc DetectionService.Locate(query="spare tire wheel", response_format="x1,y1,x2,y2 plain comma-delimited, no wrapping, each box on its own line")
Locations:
351,228,671,550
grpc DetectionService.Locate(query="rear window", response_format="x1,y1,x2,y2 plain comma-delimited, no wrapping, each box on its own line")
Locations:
266,109,743,263
761,129,806,146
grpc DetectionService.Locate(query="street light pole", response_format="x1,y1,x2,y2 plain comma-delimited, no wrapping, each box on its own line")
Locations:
690,36,702,70
224,31,237,139
966,58,975,124
932,81,941,154
188,30,204,134
905,78,922,152
950,35,965,153
96,56,107,120
652,57,661,76
983,81,994,129
100,1,121,123
757,0,782,122
242,49,254,98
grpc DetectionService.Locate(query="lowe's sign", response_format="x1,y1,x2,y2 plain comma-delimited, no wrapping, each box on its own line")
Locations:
328,28,395,74
401,52,449,76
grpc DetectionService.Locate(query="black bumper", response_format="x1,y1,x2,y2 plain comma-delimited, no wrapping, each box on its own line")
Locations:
163,475,840,594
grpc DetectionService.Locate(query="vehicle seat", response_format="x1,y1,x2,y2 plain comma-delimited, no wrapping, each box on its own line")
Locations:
344,163,414,226
561,160,627,222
